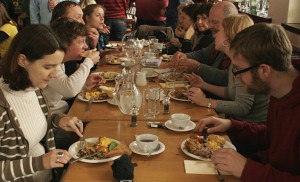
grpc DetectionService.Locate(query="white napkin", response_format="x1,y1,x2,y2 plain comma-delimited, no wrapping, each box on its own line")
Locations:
184,160,229,175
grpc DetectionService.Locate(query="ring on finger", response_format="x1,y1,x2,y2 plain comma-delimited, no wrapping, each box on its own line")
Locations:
56,152,64,158
77,120,83,125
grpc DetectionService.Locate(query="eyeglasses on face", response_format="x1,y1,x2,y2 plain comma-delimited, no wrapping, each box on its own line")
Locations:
232,65,260,76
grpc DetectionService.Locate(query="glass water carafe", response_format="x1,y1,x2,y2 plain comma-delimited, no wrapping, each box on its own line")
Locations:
116,73,142,115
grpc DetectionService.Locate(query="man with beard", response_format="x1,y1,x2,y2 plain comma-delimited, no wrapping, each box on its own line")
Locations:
195,23,300,181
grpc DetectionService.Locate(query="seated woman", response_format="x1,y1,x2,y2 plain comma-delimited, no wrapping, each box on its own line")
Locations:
186,14,269,123
181,3,214,53
43,17,103,113
168,3,197,54
0,24,83,181
83,3,121,63
0,2,18,59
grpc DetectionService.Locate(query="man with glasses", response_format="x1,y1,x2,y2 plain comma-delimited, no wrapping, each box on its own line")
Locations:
196,23,300,181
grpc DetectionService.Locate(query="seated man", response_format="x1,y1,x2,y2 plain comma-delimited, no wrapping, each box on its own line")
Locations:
196,23,300,181
170,1,238,86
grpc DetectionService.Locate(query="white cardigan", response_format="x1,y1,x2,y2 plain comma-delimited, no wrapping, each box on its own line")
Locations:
43,58,94,113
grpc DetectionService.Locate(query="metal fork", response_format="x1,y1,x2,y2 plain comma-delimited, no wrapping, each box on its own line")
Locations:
86,96,94,111
79,137,86,153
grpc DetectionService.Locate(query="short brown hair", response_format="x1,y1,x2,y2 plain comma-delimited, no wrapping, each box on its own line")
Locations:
1,24,66,91
50,1,78,24
230,23,292,71
51,17,87,47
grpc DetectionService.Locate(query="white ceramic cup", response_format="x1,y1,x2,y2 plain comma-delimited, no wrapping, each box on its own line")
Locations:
136,134,159,153
144,51,156,59
171,113,191,128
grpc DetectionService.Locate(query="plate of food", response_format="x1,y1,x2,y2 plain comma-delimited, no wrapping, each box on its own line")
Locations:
181,134,236,161
169,89,190,102
105,43,118,49
161,54,172,62
158,72,186,82
108,57,122,65
94,71,119,81
68,137,132,163
78,88,110,103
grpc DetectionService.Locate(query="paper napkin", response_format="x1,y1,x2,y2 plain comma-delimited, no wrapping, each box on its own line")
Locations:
184,160,229,175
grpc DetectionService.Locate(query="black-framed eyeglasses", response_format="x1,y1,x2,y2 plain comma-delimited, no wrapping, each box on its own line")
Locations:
232,65,260,76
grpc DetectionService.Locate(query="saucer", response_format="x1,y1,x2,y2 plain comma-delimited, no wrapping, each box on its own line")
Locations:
164,120,196,132
129,141,165,156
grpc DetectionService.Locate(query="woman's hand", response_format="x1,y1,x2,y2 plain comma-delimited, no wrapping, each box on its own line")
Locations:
99,24,110,34
211,148,247,178
43,149,72,169
58,116,83,137
170,38,182,48
85,73,106,90
86,50,100,64
187,87,206,106
196,116,232,134
170,51,187,65
175,26,185,38
87,27,100,48
185,73,206,88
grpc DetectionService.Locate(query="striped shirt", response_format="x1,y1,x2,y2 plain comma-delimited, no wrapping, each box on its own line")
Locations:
96,0,129,19
0,83,64,182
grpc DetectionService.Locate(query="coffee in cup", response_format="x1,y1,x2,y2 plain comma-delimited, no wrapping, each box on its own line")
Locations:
136,134,159,153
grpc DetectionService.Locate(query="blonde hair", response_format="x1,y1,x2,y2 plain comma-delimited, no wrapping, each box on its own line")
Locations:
223,14,254,42
79,0,96,9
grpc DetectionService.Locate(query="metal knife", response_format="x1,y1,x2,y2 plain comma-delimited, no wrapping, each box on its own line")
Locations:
69,152,98,164
86,96,94,111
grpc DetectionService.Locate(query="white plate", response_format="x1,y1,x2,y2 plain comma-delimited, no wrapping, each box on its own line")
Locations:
68,137,121,163
164,120,196,132
146,72,159,78
105,43,118,49
180,138,236,161
107,99,118,106
129,141,165,156
161,54,172,62
77,93,108,103
92,71,119,81
169,91,190,102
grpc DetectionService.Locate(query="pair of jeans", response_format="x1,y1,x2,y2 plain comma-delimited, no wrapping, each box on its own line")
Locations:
104,18,127,41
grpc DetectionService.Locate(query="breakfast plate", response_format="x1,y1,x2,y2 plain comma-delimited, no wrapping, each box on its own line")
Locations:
129,141,165,156
93,71,119,81
77,92,108,103
180,138,236,161
68,137,121,163
164,120,196,132
105,43,118,49
169,91,190,102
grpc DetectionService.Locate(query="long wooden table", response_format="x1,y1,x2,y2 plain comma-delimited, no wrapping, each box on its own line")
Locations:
62,120,240,182
62,60,241,182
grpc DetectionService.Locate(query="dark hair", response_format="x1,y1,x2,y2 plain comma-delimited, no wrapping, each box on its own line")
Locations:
51,17,87,47
0,3,17,27
1,24,66,91
50,1,78,25
181,3,199,20
83,4,105,23
192,3,213,22
230,23,292,71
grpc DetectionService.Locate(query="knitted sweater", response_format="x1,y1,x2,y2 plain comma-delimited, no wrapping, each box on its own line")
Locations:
228,74,300,181
0,80,65,182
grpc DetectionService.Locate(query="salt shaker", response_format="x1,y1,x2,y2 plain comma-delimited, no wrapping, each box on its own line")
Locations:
130,106,138,127
162,97,170,114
